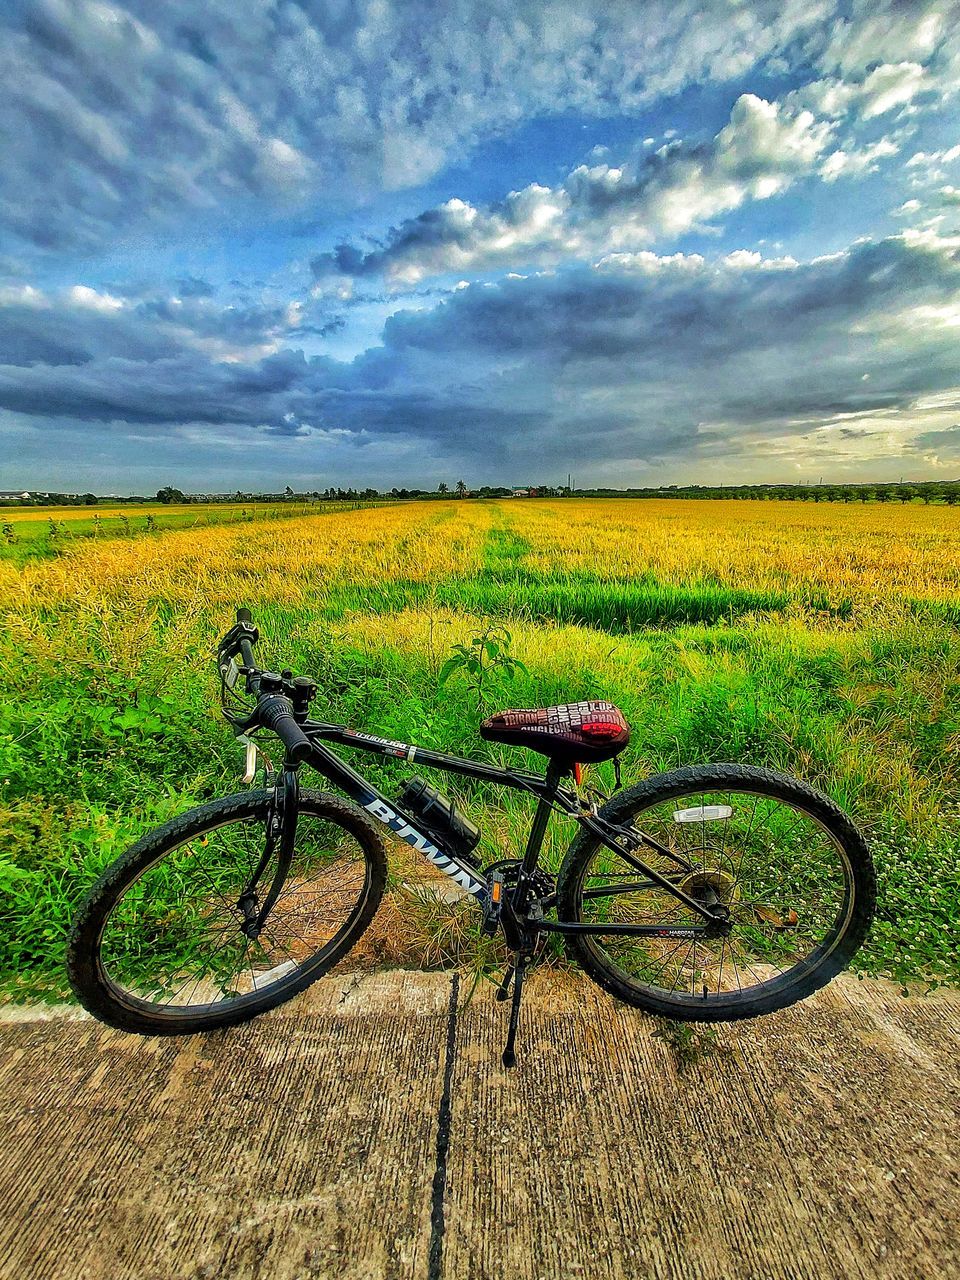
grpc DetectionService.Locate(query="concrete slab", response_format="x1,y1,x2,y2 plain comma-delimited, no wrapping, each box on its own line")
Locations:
0,972,453,1280
0,971,957,1280
443,973,960,1280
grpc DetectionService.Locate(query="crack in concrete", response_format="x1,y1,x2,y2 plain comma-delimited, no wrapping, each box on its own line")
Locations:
428,974,460,1280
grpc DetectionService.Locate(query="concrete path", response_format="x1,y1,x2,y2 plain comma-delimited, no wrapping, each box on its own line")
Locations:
0,972,957,1280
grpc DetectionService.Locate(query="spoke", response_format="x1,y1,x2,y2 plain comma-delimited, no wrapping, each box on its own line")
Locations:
662,806,696,862
184,847,245,920
101,810,373,1013
257,921,306,970
622,936,689,989
716,932,728,995
691,933,697,997
672,937,697,996
736,793,763,882
160,930,240,1007
260,912,325,954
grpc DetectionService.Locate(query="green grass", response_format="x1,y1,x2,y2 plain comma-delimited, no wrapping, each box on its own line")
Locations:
1,604,958,999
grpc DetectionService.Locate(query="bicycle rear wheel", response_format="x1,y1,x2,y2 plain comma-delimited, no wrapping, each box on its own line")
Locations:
557,764,875,1021
67,789,387,1034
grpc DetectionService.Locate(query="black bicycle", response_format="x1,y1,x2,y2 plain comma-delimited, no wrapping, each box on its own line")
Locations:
68,609,877,1066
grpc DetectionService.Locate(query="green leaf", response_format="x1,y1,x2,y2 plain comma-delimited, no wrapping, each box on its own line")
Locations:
437,657,462,685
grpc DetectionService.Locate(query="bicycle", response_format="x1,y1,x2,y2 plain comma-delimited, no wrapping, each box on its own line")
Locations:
67,609,877,1067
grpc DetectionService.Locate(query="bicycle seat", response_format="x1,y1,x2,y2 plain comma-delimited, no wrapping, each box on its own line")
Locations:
480,701,631,763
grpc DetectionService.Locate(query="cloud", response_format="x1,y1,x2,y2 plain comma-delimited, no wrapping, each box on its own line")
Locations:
910,423,960,455
177,277,217,298
814,0,948,78
0,0,870,260
819,137,900,181
313,94,838,285
794,62,929,120
0,279,340,368
4,231,960,483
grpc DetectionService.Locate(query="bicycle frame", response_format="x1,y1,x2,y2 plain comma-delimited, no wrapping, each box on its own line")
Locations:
261,720,721,937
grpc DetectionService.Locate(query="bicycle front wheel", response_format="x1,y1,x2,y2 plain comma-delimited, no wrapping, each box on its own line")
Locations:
557,764,876,1021
67,789,387,1035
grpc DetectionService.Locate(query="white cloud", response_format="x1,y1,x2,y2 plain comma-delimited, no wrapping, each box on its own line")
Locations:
859,62,928,118
816,2,945,77
794,60,929,124
314,93,836,285
820,137,900,181
2,1,956,265
68,285,125,312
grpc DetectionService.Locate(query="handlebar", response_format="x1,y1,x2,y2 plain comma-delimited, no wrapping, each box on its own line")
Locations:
257,693,313,761
217,607,317,762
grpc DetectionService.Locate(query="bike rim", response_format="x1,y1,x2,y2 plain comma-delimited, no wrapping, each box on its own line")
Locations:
95,805,372,1018
573,785,856,1008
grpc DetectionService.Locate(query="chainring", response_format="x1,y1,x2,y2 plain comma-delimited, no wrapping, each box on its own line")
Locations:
483,858,556,904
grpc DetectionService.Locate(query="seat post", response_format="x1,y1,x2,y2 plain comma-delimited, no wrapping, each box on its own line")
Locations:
520,758,566,875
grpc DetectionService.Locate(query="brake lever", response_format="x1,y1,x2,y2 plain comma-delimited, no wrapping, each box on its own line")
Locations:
216,620,259,664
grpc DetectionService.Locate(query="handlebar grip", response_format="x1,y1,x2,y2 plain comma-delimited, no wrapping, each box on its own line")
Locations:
258,694,312,761
237,607,253,624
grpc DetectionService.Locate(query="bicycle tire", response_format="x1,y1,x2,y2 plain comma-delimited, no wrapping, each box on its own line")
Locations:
557,763,876,1021
67,788,388,1035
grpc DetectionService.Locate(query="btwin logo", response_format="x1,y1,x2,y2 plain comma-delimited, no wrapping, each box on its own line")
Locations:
363,798,483,894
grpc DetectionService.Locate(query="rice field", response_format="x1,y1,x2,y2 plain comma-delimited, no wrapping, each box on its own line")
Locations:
1,498,958,997
0,500,383,563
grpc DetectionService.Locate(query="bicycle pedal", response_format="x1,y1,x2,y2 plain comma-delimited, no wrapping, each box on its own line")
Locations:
481,871,506,936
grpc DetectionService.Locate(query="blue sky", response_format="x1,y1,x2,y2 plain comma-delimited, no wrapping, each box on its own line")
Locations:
1,0,959,493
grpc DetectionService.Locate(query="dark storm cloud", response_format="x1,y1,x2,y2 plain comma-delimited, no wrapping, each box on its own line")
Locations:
177,277,216,298
909,423,960,453
3,232,960,473
0,283,340,368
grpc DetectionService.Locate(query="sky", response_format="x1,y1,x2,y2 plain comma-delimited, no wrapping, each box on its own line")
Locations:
1,0,959,493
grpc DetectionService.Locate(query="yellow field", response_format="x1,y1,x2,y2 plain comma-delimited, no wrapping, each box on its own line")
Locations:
6,497,959,612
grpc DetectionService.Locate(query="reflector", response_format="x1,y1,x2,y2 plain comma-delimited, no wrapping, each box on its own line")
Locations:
673,804,733,823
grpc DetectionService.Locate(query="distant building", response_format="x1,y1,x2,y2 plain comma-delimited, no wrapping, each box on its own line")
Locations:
511,488,533,497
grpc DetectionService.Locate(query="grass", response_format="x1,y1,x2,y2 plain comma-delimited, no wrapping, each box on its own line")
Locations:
0,500,388,564
651,1019,727,1073
1,498,958,1000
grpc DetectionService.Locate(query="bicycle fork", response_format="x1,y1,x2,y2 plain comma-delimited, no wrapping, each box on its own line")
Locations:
238,765,300,939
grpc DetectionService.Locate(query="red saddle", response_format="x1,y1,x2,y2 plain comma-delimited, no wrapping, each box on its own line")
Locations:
480,700,631,764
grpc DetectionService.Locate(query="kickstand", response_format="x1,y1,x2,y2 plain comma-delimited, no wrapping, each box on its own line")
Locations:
501,953,530,1069
495,963,515,1003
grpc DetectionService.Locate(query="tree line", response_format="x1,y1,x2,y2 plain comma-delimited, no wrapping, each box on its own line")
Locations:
4,479,959,507
575,481,960,504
